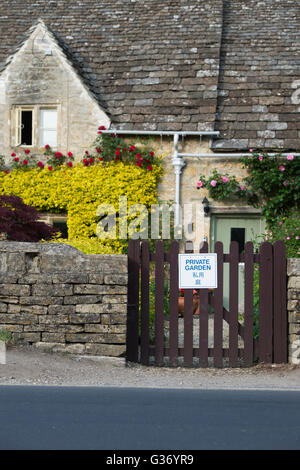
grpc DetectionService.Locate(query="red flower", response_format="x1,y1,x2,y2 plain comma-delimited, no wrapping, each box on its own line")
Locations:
136,160,142,167
67,152,73,157
136,153,142,159
83,158,89,166
67,161,73,167
4,169,9,174
98,125,106,131
55,152,63,158
123,148,128,152
115,156,120,161
149,151,154,157
89,157,94,164
115,150,121,156
23,159,28,165
24,149,30,155
112,133,116,138
37,161,44,168
98,157,103,161
45,144,50,150
85,151,89,155
147,165,153,171
145,159,150,163
14,157,19,162
96,148,102,153
48,166,53,171
11,153,16,157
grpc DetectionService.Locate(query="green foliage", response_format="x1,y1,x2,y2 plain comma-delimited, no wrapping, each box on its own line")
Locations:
0,329,12,343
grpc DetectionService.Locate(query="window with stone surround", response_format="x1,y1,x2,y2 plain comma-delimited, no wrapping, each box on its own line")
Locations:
12,105,58,149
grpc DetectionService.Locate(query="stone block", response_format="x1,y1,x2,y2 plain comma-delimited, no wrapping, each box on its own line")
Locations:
288,277,300,289
12,332,41,343
103,274,128,285
52,273,89,284
32,284,73,296
84,324,126,334
42,332,66,343
101,313,127,325
102,295,127,304
0,284,30,296
0,313,37,324
0,303,7,312
287,259,300,277
64,295,102,305
288,289,300,300
69,313,100,324
48,305,76,315
287,300,300,312
84,344,126,357
88,274,104,284
20,296,63,305
18,274,53,284
38,315,69,325
289,312,300,323
75,304,103,314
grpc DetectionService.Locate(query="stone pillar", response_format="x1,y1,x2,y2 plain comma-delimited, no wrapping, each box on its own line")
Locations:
287,258,300,364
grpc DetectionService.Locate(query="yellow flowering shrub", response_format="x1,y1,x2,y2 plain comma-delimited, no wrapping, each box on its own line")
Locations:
0,162,163,253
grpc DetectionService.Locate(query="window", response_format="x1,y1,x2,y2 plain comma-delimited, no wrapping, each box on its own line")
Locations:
40,109,57,147
14,106,58,148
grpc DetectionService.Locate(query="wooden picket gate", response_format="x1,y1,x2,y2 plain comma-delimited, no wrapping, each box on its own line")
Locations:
126,239,287,368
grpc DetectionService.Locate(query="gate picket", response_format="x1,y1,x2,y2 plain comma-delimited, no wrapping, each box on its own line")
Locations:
259,242,273,363
126,239,140,363
244,242,254,367
214,242,223,368
155,241,165,366
169,241,179,367
199,241,209,367
184,241,194,367
140,241,150,365
273,241,287,363
229,241,239,367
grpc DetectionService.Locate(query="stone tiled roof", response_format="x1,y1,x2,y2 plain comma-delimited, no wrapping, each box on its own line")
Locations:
0,0,300,150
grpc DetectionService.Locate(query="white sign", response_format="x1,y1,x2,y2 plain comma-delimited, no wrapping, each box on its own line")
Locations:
178,253,217,289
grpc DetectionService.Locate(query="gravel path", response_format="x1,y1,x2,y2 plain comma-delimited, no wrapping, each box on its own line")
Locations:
1,344,300,391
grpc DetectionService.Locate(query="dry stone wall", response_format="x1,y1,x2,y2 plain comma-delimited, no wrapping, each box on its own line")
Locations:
0,242,127,356
288,258,300,365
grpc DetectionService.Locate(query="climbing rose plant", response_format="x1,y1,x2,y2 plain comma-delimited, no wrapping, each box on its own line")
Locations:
196,150,300,256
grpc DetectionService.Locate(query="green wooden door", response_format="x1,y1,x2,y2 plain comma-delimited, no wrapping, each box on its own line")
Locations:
210,215,266,311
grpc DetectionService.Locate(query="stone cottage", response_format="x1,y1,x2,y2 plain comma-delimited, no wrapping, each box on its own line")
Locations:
0,0,299,250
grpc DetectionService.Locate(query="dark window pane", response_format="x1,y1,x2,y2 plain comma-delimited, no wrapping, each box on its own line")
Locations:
21,111,33,146
231,227,245,254
53,221,68,239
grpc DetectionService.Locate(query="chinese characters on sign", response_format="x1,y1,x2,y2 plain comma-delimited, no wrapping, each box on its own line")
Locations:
178,254,217,289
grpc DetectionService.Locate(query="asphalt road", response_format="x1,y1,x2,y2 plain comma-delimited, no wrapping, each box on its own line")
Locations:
0,386,299,450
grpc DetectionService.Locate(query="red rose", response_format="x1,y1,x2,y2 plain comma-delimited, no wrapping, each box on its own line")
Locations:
115,150,121,156
67,161,73,167
89,157,94,164
99,157,103,161
98,125,106,130
14,157,19,162
129,145,136,152
4,169,9,174
24,149,30,155
136,161,142,167
96,148,102,153
23,159,28,165
11,153,16,157
85,151,89,155
115,156,120,161
83,158,89,166
45,144,50,150
67,152,73,157
149,151,154,157
112,133,116,138
55,152,63,158
136,153,142,159
48,166,53,171
145,159,150,163
37,161,44,168
147,165,153,171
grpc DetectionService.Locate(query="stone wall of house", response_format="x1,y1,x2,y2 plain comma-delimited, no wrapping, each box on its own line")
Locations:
288,258,300,365
0,242,127,356
0,20,110,158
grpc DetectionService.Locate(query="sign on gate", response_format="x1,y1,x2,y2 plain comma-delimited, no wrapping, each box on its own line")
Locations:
178,253,217,289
